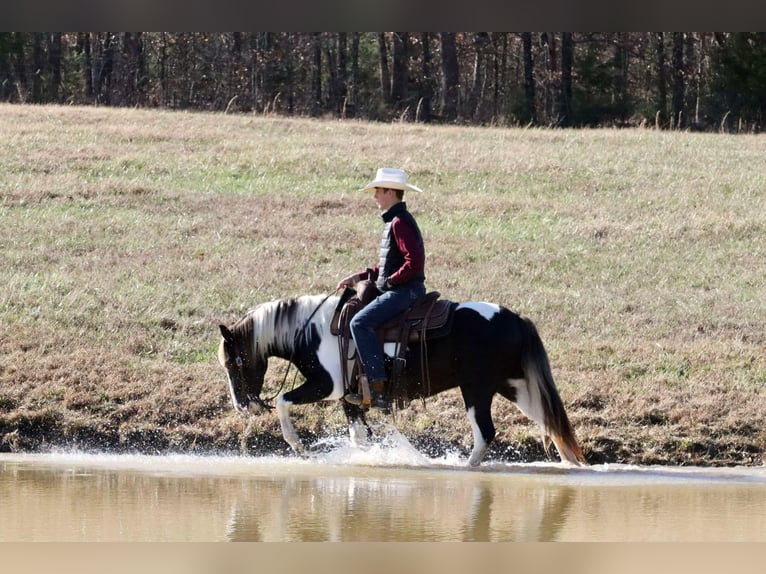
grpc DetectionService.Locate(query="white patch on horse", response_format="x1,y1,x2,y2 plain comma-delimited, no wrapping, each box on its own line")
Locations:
466,406,488,467
457,301,501,321
506,378,545,428
276,395,303,454
308,295,348,400
318,337,346,400
383,342,398,357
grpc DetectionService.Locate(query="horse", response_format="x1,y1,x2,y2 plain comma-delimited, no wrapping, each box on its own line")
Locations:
217,292,586,467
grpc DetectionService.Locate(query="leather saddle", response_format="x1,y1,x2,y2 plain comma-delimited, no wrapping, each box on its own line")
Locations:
330,282,456,343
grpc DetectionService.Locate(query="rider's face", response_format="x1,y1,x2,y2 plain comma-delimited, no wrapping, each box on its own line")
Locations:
374,187,398,211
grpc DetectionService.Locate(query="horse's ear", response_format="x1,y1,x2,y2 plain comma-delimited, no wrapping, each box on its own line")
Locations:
219,324,234,343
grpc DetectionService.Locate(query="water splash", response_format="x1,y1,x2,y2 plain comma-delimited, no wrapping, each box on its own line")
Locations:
307,422,465,469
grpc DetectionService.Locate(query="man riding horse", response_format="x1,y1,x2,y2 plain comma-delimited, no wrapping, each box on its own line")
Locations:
336,168,426,411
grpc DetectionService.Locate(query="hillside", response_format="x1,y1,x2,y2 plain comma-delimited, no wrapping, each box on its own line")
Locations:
1,103,764,466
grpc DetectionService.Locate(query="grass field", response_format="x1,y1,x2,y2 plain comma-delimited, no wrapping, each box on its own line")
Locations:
1,103,764,465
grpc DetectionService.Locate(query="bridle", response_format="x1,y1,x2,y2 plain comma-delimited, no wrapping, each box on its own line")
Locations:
231,353,273,412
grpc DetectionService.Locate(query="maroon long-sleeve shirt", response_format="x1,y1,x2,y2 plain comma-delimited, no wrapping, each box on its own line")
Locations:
359,204,425,288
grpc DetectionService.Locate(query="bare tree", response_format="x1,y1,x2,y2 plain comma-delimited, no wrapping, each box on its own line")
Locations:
311,33,322,116
521,32,536,125
613,33,630,125
349,32,359,117
672,32,685,128
120,32,146,106
95,33,116,105
540,32,558,123
377,33,390,105
391,32,409,108
560,32,573,126
439,32,459,120
48,32,62,103
418,32,434,123
337,32,348,115
655,32,668,127
467,32,490,121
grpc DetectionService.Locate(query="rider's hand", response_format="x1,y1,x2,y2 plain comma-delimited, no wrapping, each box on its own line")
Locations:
336,273,359,290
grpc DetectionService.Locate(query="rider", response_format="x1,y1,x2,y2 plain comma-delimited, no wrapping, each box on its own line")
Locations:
337,168,427,410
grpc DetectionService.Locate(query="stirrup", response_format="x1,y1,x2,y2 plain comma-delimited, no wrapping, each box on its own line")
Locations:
344,374,372,407
344,392,364,406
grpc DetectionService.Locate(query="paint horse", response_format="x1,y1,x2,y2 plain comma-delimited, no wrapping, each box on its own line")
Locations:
218,292,585,467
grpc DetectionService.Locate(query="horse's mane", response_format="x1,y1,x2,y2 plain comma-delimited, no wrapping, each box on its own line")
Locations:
236,295,336,360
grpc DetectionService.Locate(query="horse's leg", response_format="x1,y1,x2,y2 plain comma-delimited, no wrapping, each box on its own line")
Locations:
498,378,583,465
461,388,496,467
275,395,305,456
276,377,334,456
342,401,371,448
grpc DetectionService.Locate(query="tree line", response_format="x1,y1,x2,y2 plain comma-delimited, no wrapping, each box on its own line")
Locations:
1,32,764,132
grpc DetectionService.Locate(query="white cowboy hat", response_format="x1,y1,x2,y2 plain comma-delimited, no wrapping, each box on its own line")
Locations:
359,167,423,193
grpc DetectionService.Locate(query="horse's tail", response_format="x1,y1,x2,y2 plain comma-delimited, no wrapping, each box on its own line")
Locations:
520,317,586,465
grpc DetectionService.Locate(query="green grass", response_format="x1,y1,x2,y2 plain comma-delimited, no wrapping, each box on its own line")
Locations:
1,103,764,465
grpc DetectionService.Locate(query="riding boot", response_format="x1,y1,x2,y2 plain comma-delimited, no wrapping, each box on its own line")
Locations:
369,379,391,411
344,378,391,412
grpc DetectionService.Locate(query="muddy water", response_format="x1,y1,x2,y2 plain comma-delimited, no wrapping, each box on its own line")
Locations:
2,436,766,541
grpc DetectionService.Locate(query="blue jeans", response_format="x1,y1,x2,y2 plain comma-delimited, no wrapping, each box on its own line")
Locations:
350,284,426,383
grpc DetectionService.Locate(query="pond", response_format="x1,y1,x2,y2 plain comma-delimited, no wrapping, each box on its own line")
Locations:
2,433,765,542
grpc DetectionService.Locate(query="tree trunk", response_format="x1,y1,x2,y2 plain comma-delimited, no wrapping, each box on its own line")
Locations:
685,32,699,126
32,33,44,102
48,32,62,102
655,32,667,128
122,32,145,106
349,32,359,118
337,32,348,115
672,32,685,128
439,32,459,121
469,32,490,120
0,34,14,100
377,33,390,104
311,33,322,116
560,32,573,126
324,36,338,113
521,32,536,125
255,32,276,112
12,33,26,95
494,33,508,121
613,33,629,124
98,33,115,105
541,32,558,123
391,32,408,108
418,32,433,123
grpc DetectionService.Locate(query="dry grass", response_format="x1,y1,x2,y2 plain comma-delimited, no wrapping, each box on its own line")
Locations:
1,103,764,465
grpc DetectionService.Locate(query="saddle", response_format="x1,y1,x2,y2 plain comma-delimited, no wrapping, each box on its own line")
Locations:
331,281,457,408
330,282,455,343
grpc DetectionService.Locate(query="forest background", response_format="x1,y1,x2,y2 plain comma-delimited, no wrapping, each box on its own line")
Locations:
1,32,765,132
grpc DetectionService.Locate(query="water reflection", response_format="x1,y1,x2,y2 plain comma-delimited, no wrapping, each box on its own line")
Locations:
2,453,765,541
224,474,577,541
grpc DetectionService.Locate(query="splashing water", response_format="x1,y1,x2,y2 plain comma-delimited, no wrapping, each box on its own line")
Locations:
306,422,466,469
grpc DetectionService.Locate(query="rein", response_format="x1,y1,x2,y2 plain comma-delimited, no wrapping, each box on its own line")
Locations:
255,288,339,409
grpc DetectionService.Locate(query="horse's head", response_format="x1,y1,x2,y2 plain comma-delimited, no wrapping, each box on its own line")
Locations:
218,323,270,414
